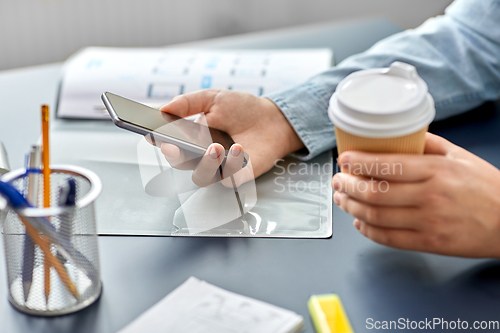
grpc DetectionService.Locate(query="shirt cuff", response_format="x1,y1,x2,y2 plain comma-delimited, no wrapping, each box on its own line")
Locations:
265,82,337,161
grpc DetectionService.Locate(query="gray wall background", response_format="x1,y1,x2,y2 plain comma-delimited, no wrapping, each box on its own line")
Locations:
0,0,453,71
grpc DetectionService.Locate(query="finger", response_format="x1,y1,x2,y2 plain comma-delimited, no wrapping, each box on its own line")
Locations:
220,145,254,188
424,132,454,155
337,151,439,182
331,173,423,206
221,144,244,178
160,143,201,170
223,164,255,188
144,134,159,147
160,89,221,118
144,134,161,147
334,192,422,229
354,219,421,250
191,143,225,187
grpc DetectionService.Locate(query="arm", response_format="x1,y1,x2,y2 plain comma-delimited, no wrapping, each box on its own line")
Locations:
158,0,500,186
266,0,500,160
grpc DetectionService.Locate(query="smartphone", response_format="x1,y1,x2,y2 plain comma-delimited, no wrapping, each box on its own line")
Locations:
101,92,239,163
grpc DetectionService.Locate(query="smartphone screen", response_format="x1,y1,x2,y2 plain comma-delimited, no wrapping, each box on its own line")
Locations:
104,92,233,150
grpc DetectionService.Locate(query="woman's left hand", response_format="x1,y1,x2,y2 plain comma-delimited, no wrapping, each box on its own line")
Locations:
332,132,500,258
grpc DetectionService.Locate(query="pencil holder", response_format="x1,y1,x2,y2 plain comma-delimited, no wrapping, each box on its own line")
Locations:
0,165,102,316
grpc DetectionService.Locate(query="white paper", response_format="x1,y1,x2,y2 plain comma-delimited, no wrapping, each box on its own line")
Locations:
58,47,332,119
118,277,303,333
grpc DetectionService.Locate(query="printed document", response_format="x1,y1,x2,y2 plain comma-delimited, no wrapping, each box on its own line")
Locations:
58,47,332,119
118,277,304,333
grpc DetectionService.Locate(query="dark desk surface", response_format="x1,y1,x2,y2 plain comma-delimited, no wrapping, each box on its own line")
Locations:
2,17,500,333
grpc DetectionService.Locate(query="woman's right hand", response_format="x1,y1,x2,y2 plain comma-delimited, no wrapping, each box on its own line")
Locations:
157,89,304,187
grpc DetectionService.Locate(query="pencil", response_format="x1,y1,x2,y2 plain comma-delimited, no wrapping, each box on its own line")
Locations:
41,105,51,305
20,216,80,299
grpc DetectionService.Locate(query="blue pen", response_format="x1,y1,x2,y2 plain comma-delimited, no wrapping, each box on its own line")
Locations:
0,180,98,283
0,180,55,230
59,178,76,207
56,178,76,264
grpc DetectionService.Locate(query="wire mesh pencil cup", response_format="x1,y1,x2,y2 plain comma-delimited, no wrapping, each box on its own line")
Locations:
0,165,102,316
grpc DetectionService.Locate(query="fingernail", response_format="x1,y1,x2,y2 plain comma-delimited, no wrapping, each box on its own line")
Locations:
333,192,341,205
332,175,341,191
339,153,351,169
230,147,241,157
353,219,361,230
209,146,219,160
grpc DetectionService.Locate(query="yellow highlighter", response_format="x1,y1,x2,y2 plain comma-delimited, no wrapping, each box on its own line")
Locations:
308,294,354,333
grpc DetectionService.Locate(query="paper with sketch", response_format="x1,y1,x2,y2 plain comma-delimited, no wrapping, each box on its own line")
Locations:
118,277,304,333
57,47,332,119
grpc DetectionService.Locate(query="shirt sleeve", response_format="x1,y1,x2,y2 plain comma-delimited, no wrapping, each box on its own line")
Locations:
265,0,500,160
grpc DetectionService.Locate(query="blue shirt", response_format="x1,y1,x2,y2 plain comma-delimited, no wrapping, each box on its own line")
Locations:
266,0,500,160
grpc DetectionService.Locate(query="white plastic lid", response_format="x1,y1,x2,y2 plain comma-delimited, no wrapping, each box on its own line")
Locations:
328,62,435,138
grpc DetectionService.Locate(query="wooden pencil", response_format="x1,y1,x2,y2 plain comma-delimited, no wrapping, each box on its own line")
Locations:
21,216,80,299
41,105,51,304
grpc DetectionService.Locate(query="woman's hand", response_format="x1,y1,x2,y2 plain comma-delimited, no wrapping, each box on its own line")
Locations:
332,132,500,258
157,89,304,187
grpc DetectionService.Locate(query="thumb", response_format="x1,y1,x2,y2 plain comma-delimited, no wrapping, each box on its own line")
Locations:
160,89,221,118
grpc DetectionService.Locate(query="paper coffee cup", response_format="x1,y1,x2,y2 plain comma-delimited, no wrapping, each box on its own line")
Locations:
329,62,435,156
